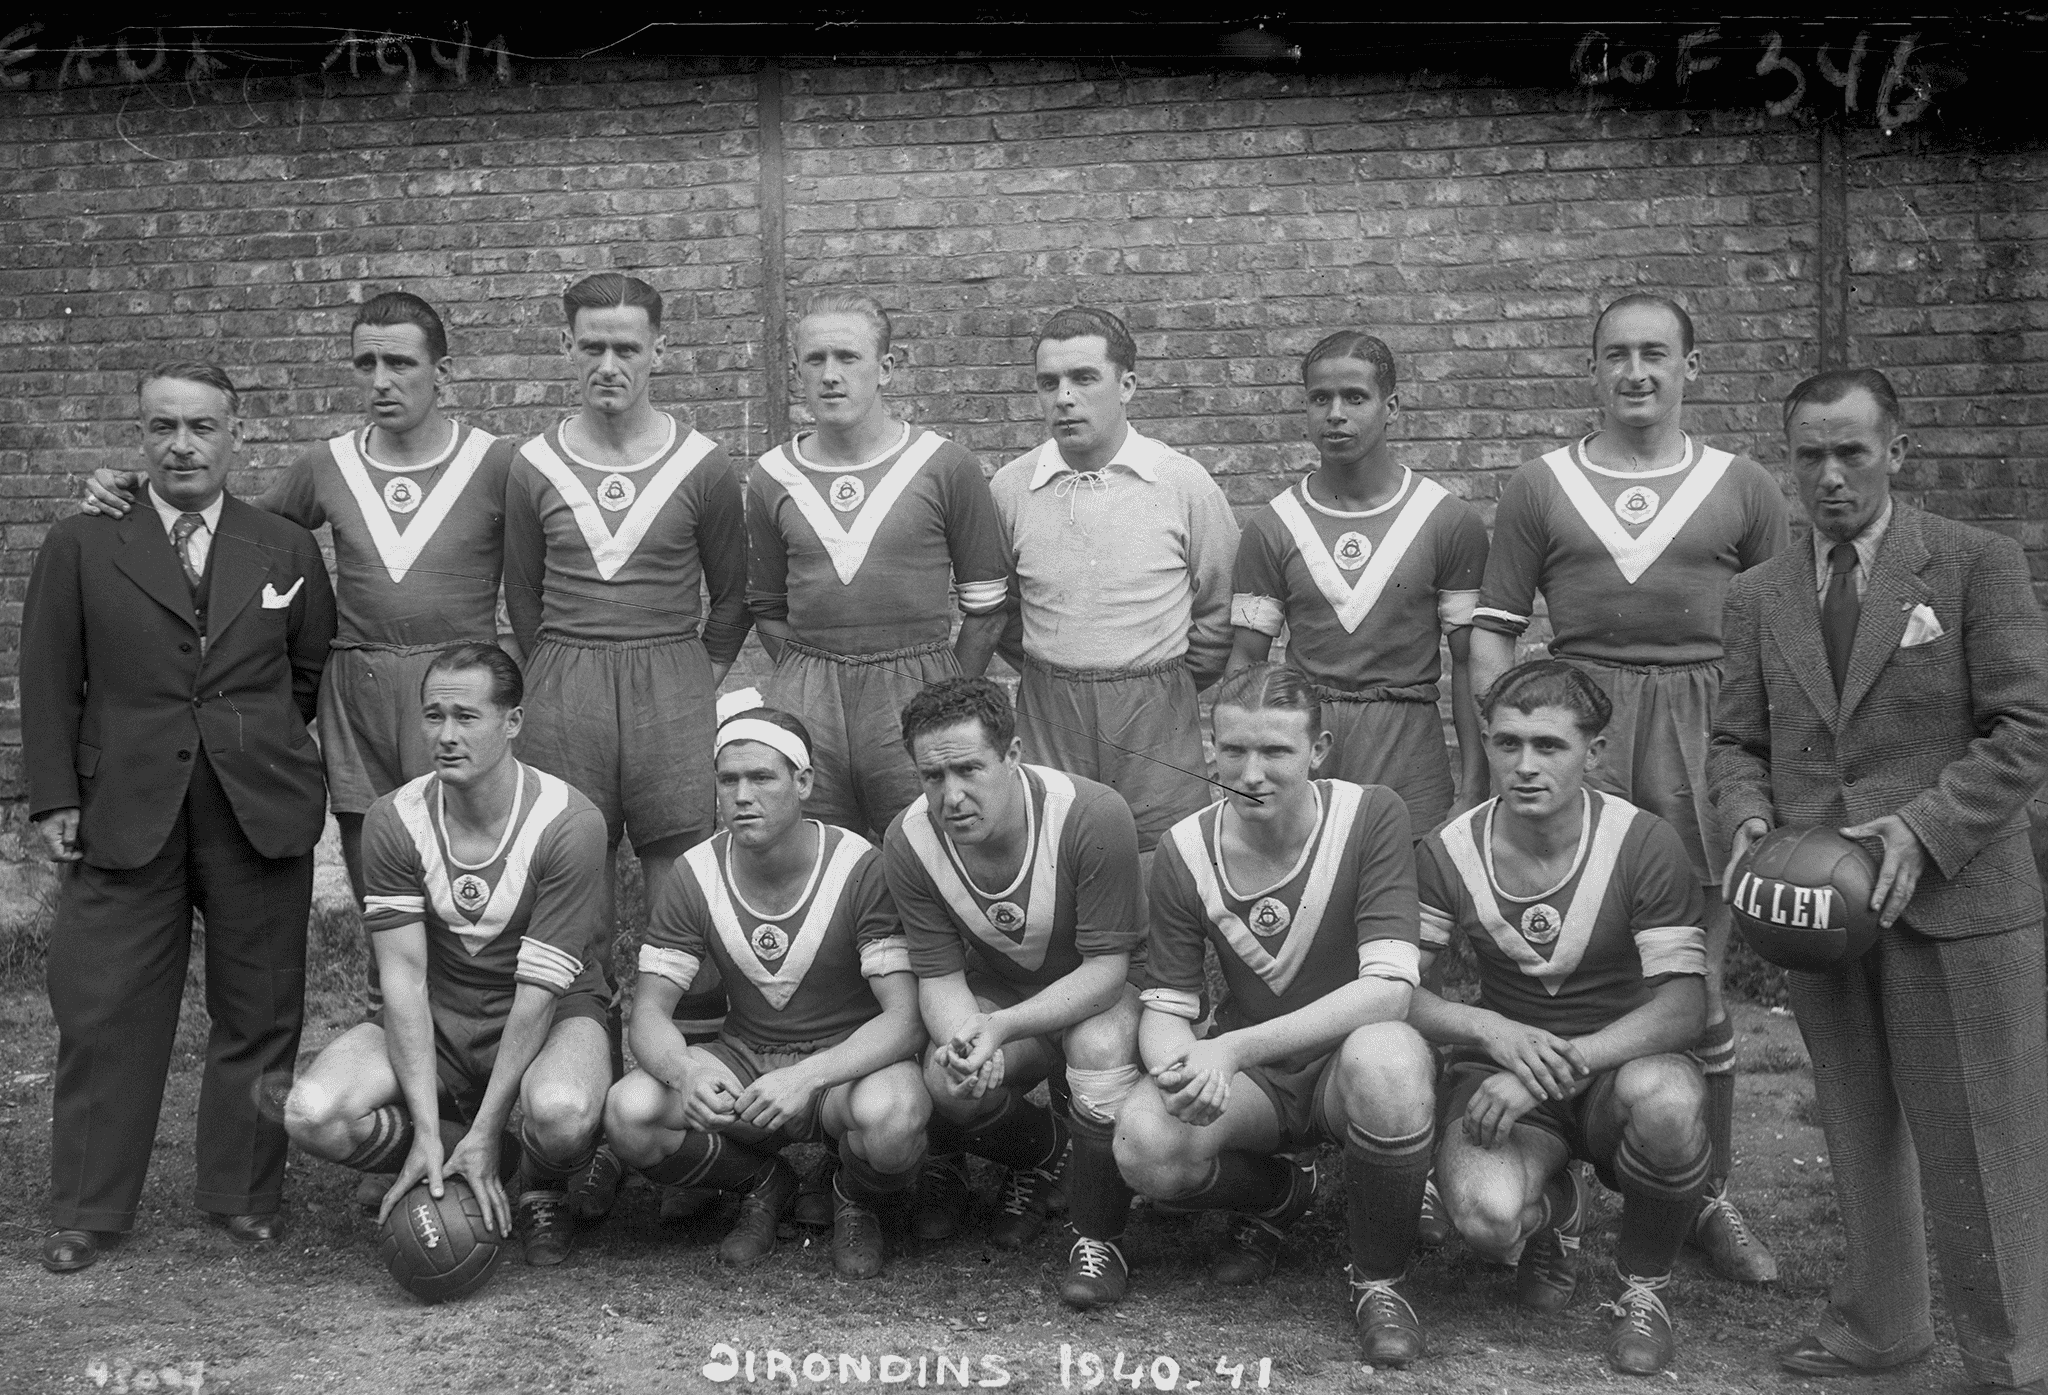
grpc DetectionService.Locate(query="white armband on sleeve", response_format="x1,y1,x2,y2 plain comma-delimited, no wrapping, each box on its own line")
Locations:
362,893,427,936
1634,926,1708,979
515,937,582,994
1437,589,1479,632
953,577,1009,615
1230,593,1285,637
1138,986,1203,1021
859,935,912,979
1419,903,1456,953
1357,939,1421,986
637,944,702,991
1471,605,1530,634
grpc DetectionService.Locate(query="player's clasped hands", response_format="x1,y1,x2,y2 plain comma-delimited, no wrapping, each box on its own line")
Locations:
678,1058,746,1132
1475,1017,1587,1103
941,1013,1007,1099
1154,1038,1236,1127
733,1066,823,1135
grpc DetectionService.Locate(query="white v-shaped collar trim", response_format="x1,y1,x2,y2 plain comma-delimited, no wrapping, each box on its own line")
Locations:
356,420,462,474
759,428,947,585
554,413,677,474
1438,791,1638,996
1542,439,1733,585
331,425,496,584
682,828,870,1011
1169,780,1362,997
1269,473,1447,633
791,420,912,473
395,764,570,958
520,426,716,581
901,765,1076,972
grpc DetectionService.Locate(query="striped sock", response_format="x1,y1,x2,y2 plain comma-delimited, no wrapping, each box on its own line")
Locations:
341,1105,415,1173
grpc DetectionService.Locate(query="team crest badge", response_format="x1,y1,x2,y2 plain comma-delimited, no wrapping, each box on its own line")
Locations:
829,475,866,513
1247,896,1292,936
985,901,1027,937
451,873,490,914
750,924,790,960
382,476,422,515
1519,903,1562,945
1331,531,1372,571
597,473,637,512
1613,485,1660,527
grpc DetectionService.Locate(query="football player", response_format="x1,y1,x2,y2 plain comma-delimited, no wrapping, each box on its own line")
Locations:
1409,660,1712,1376
884,678,1145,1308
1469,294,1787,1282
1113,664,1435,1366
748,289,1010,840
283,643,613,1266
604,708,929,1278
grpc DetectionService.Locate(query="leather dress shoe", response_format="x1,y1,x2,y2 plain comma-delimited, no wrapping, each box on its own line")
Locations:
42,1228,109,1273
1776,1333,1928,1378
212,1212,288,1245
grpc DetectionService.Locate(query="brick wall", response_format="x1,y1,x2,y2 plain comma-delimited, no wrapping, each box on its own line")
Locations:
1,54,2043,802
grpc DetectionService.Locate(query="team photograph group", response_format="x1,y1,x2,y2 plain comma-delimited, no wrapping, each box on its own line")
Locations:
19,267,2048,1392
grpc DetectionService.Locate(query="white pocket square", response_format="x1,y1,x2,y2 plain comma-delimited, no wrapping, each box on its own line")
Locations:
261,578,305,609
1899,602,1945,648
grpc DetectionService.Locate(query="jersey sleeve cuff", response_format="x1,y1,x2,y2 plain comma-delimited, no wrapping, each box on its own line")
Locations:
1357,939,1421,986
1419,903,1456,953
1230,594,1285,636
1437,589,1479,632
638,944,702,991
953,578,1009,614
1470,606,1530,636
1634,925,1708,979
1138,986,1203,1021
516,937,581,994
859,935,913,979
362,894,426,935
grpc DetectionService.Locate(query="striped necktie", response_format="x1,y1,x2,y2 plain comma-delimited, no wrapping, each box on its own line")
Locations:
170,512,205,593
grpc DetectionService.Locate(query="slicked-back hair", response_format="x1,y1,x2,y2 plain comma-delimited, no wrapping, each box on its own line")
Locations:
1593,293,1696,356
1481,659,1612,738
140,360,239,416
562,272,663,332
422,641,524,711
717,706,816,776
900,677,1017,757
800,290,893,358
354,290,449,362
1032,306,1137,376
1210,662,1323,742
1782,367,1904,437
1301,330,1397,397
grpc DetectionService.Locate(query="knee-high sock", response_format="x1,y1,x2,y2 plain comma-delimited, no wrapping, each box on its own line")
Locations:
960,1090,1065,1175
1692,1014,1737,1188
1166,1153,1294,1216
517,1119,597,1191
838,1140,924,1209
341,1104,414,1173
1346,1120,1434,1282
1613,1134,1712,1277
1064,1113,1132,1241
641,1131,779,1194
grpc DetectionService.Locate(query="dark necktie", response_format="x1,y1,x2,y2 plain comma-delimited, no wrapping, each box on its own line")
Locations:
1822,541,1859,696
170,511,205,592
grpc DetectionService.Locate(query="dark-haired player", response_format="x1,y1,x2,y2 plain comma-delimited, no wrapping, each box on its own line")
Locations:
84,291,516,899
1113,665,1435,1365
504,272,750,1206
605,708,929,1277
283,643,613,1267
748,289,1010,841
1469,295,1786,1282
1230,331,1489,838
885,678,1145,1308
1410,660,1711,1376
991,307,1239,853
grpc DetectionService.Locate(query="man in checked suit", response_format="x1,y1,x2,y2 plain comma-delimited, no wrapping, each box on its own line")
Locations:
1710,367,2048,1392
23,361,336,1272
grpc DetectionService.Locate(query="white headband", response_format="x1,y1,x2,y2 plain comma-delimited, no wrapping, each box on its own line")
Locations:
716,718,812,774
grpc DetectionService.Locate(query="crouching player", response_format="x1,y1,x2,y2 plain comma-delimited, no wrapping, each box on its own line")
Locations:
284,643,614,1265
1113,665,1436,1366
604,709,929,1278
1409,661,1710,1376
885,678,1144,1309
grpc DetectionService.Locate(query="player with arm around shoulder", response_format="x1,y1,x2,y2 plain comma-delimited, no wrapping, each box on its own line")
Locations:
1112,665,1436,1366
1408,660,1710,1377
282,643,614,1268
603,708,930,1279
884,678,1145,1309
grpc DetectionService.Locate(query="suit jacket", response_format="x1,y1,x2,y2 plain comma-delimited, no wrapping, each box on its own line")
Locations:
1708,502,2048,939
22,493,337,869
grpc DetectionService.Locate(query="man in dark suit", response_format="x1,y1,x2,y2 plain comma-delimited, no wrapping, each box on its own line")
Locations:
1710,367,2048,1393
24,361,337,1272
